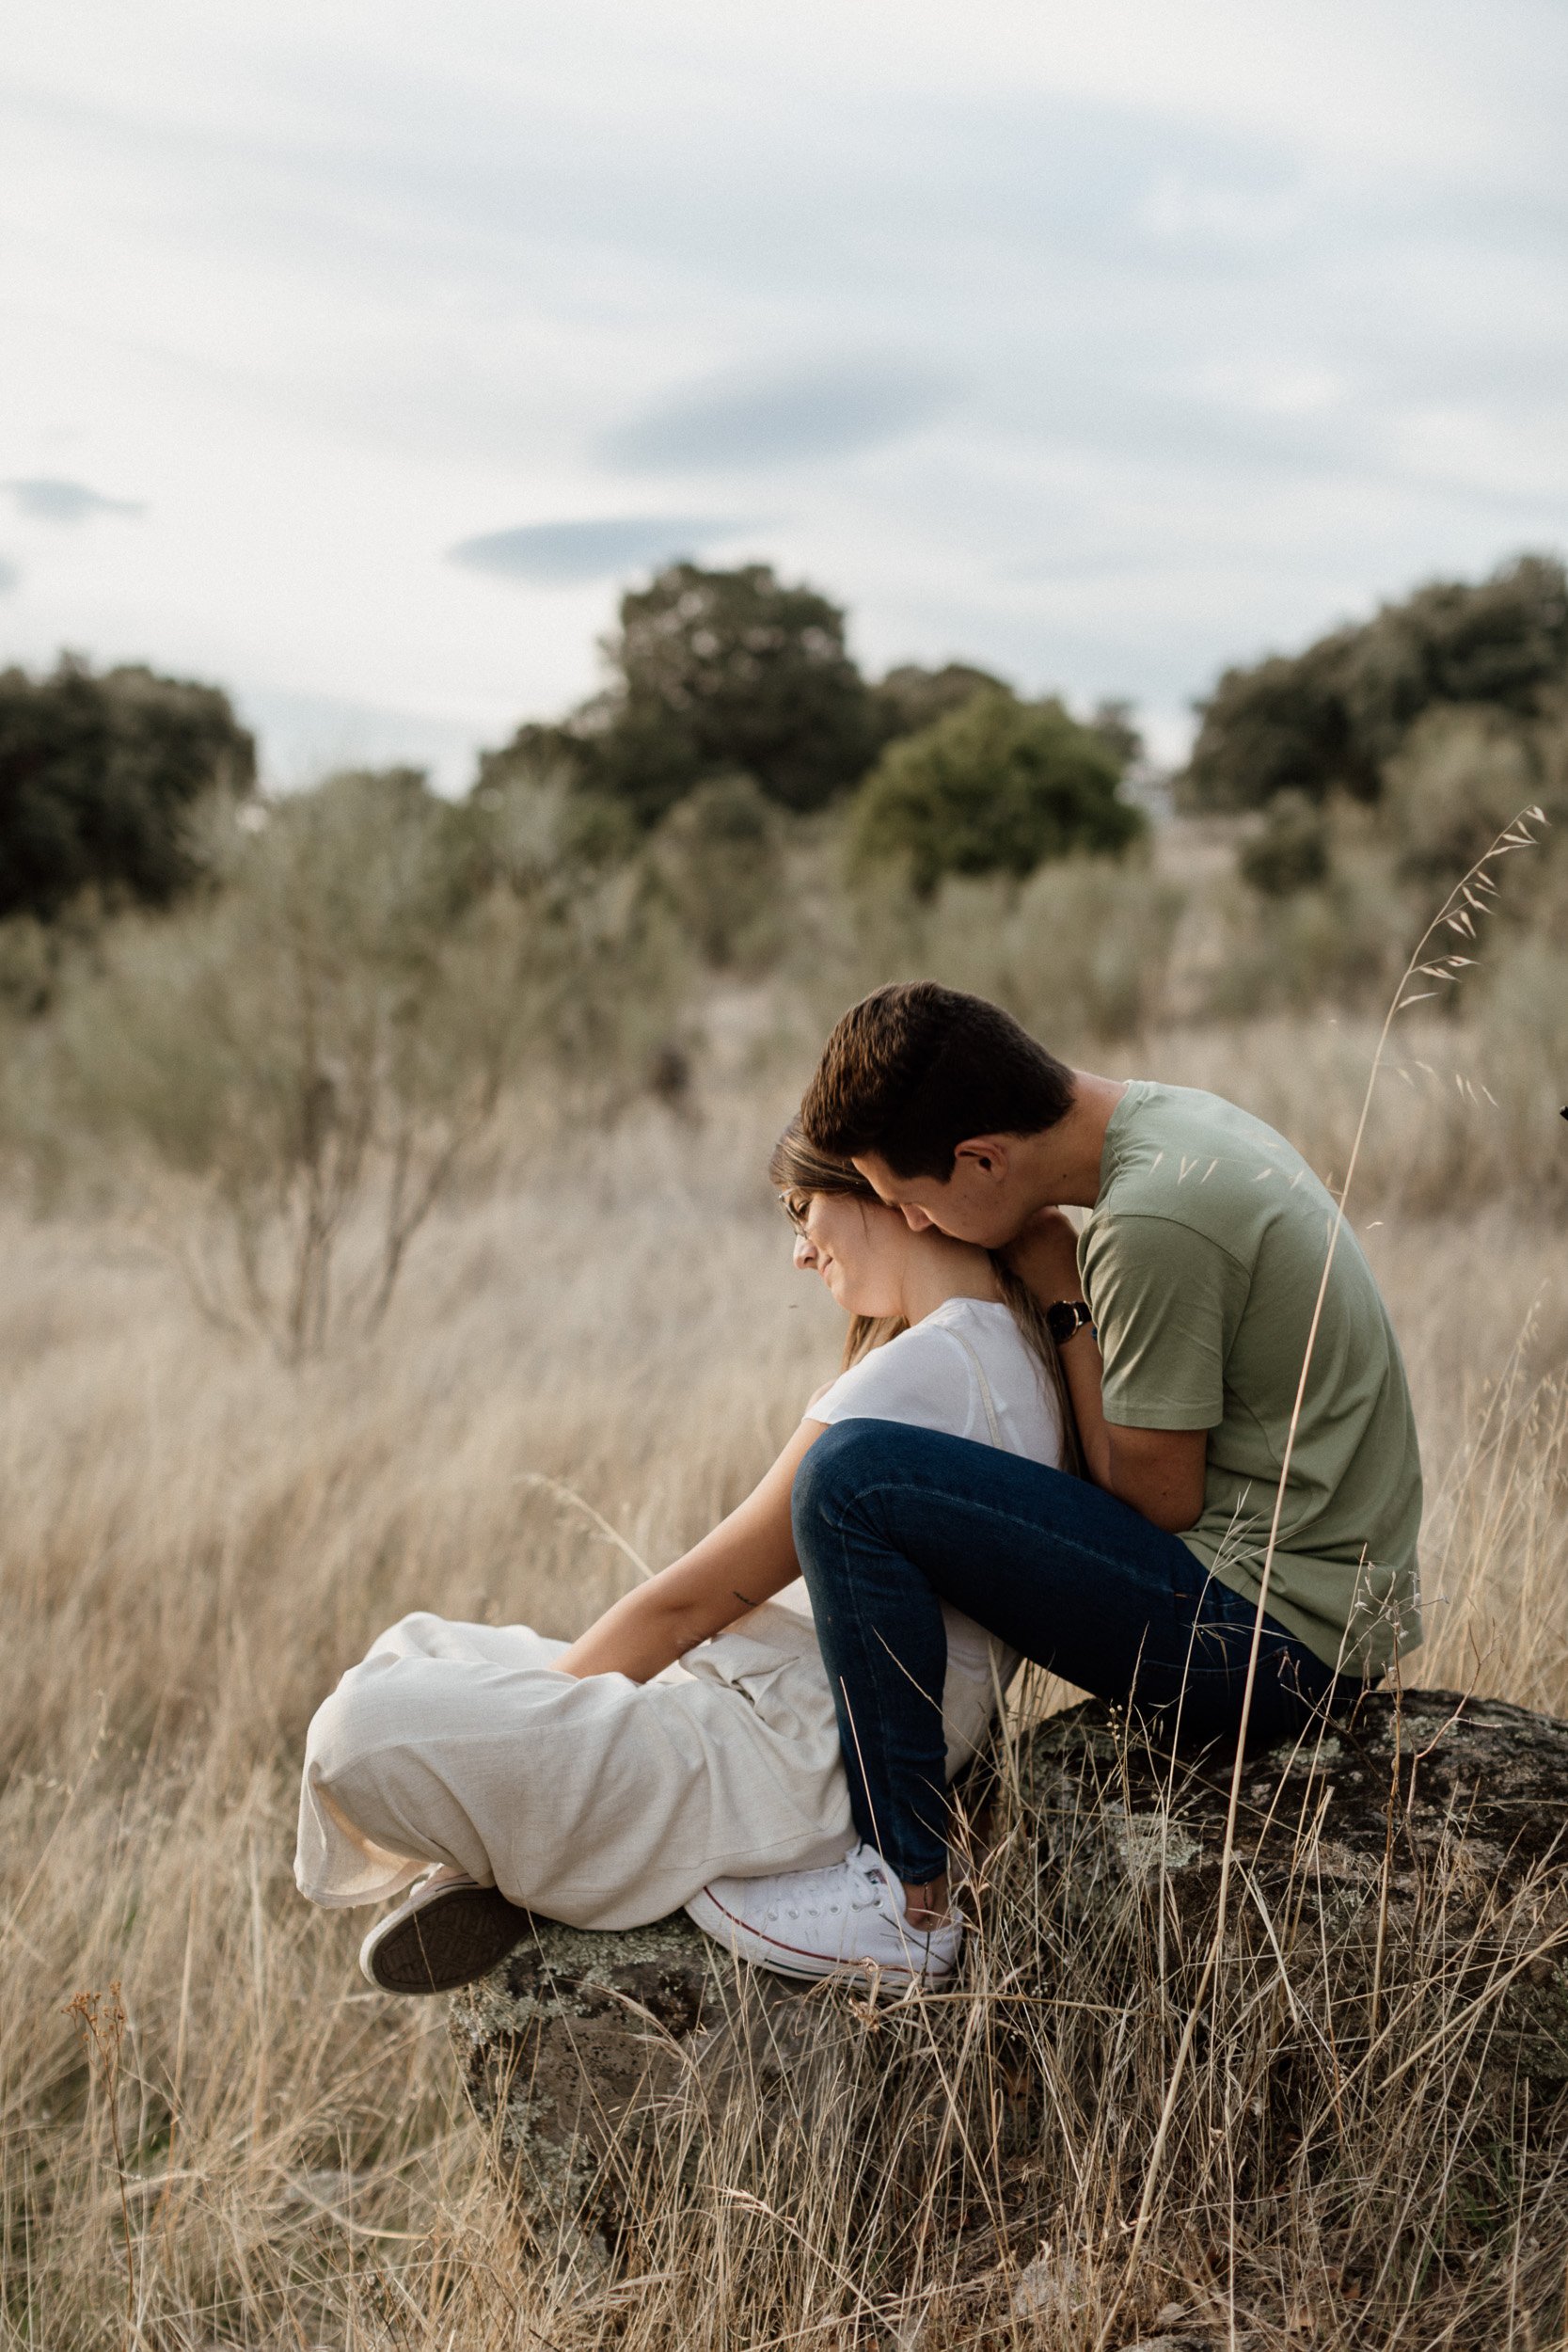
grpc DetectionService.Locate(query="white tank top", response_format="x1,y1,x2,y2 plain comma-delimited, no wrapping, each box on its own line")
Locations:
769,1295,1065,1692
806,1296,1062,1466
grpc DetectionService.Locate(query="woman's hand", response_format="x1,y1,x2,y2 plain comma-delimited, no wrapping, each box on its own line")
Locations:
553,1421,820,1683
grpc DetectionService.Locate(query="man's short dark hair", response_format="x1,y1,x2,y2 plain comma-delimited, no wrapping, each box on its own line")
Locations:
800,981,1076,1181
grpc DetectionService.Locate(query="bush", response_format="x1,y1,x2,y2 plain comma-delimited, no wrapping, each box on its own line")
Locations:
927,856,1183,1043
0,656,255,919
789,853,1182,1055
1380,703,1556,882
31,768,689,1356
643,773,785,971
1238,788,1332,896
1194,860,1409,1021
847,690,1145,897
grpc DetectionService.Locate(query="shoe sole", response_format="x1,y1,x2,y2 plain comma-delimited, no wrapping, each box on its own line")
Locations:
361,1883,531,1994
684,1884,953,1989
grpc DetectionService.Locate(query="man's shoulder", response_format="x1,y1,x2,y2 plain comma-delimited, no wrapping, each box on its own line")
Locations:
1092,1082,1329,1256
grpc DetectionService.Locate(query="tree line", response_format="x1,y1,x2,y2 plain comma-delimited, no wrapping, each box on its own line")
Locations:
1,562,1147,926
3,548,1563,929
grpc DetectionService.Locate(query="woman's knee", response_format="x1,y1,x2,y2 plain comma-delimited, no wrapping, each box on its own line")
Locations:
305,1660,402,1792
363,1610,447,1662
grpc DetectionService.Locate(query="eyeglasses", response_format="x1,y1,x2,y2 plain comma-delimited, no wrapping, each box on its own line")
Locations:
779,1192,811,1234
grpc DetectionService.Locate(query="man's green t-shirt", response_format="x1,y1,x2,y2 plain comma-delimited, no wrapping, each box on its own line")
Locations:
1077,1081,1422,1675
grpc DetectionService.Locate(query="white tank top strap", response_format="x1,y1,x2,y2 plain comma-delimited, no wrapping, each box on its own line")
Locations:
942,1325,1008,1453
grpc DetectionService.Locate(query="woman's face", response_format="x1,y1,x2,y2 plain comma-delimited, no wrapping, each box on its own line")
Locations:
784,1186,911,1318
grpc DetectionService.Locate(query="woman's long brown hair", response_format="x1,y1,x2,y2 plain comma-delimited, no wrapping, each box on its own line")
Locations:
768,1120,1084,1475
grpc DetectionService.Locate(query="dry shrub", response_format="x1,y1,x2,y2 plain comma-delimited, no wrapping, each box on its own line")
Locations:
2,771,690,1358
784,850,1184,1049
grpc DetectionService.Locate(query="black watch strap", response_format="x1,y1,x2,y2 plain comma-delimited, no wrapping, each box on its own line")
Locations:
1045,1297,1095,1346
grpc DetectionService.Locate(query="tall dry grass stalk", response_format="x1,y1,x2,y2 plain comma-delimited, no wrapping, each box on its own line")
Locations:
2,987,1565,2344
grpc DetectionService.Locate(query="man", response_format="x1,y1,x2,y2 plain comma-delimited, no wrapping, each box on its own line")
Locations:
692,980,1422,1984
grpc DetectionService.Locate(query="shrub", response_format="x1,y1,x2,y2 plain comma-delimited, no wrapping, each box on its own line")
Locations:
1195,860,1410,1021
927,856,1183,1043
790,853,1182,1055
643,772,785,971
37,768,689,1356
1238,788,1332,896
1380,703,1556,882
847,690,1145,897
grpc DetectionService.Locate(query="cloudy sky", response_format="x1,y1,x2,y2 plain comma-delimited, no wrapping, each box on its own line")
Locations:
3,1,1566,787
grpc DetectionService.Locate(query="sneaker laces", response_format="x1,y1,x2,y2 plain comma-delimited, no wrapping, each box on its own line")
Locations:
771,1848,887,1923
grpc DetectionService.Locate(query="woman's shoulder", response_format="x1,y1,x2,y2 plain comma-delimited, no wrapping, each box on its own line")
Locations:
922,1296,1030,1360
858,1304,999,1379
807,1313,976,1422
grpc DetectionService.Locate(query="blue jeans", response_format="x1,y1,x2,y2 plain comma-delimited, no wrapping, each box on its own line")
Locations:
791,1419,1368,1885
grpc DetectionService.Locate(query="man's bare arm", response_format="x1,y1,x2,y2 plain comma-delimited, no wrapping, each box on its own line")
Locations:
1007,1207,1208,1534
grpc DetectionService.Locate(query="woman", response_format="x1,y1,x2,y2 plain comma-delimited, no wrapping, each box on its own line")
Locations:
295,1125,1078,1993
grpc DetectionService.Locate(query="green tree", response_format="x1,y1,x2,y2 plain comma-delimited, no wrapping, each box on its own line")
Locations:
0,657,255,919
871,661,1009,745
1180,554,1568,813
482,560,879,828
848,689,1145,898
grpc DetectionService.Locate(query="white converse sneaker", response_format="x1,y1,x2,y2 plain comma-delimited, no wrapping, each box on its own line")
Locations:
358,1865,531,1995
685,1843,961,1987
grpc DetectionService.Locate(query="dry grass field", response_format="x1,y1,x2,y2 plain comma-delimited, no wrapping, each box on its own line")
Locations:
3,1000,1567,2349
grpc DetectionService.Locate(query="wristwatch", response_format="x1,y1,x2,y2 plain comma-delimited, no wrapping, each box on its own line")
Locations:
1045,1297,1096,1346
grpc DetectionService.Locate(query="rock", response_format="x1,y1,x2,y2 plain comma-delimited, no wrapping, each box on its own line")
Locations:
1020,1687,1568,2098
448,1912,843,2271
450,1690,1568,2268
1009,2245,1087,2322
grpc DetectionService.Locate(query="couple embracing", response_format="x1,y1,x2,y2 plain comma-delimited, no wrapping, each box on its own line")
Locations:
296,982,1422,1993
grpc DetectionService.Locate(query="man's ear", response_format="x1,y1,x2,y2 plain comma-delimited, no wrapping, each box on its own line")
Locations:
952,1136,1011,1182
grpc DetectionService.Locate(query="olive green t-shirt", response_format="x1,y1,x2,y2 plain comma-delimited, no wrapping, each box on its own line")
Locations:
1078,1081,1422,1675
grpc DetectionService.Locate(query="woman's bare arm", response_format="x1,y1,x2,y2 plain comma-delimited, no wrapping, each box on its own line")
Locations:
554,1420,823,1682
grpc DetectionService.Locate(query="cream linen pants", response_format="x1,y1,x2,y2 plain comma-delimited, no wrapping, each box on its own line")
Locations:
295,1585,1012,1931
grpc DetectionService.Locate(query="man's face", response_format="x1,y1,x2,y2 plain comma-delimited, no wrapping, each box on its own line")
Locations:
852,1143,1022,1249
